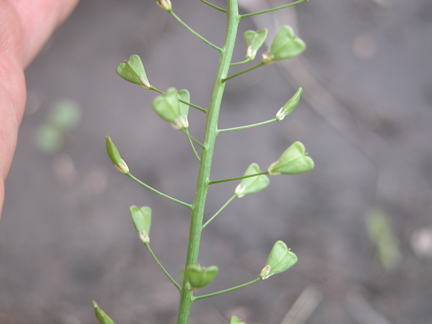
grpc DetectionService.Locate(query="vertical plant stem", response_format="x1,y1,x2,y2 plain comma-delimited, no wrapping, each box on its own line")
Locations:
176,1,239,323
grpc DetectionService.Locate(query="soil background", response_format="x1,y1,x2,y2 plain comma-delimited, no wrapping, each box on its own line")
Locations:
1,0,432,323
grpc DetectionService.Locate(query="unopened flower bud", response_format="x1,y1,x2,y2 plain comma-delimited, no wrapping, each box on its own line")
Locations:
92,301,115,324
276,88,302,121
106,136,129,174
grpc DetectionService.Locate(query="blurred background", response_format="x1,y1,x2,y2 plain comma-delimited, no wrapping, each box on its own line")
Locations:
1,0,432,323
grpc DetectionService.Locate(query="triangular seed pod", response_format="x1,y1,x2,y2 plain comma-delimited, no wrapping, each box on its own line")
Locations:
268,141,314,175
260,240,298,279
130,206,152,243
152,88,183,128
262,25,306,64
234,163,269,198
116,54,150,88
244,28,268,60
185,264,219,290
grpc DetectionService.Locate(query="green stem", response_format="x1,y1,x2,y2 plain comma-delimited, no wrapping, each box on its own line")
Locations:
240,0,308,18
200,0,226,12
150,86,207,113
187,132,206,149
230,57,252,66
168,10,222,52
218,118,277,133
202,195,236,229
145,243,182,292
193,278,261,301
209,171,269,185
127,173,192,209
182,129,201,162
176,2,239,323
222,62,264,82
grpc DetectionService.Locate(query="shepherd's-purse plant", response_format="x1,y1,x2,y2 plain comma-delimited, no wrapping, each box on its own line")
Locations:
95,0,313,323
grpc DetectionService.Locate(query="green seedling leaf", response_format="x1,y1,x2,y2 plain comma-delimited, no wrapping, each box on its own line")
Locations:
260,240,297,279
262,25,306,64
235,163,270,198
244,28,268,60
130,206,152,243
48,99,81,131
92,301,115,324
230,315,246,324
268,141,314,175
34,124,64,154
185,264,218,290
152,88,186,129
116,54,150,88
177,89,190,128
276,88,302,121
366,209,401,271
105,136,129,174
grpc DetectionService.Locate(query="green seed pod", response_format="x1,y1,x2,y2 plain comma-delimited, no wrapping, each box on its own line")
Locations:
177,89,190,128
230,315,247,324
152,88,186,129
244,28,268,60
92,301,115,324
267,141,314,175
116,54,150,88
105,136,129,174
130,206,152,243
185,264,218,290
276,88,303,121
234,163,269,198
260,240,298,280
262,25,306,64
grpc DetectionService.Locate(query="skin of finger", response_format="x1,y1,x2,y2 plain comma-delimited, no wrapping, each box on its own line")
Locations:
8,0,79,67
0,0,78,219
0,0,26,220
0,83,22,219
